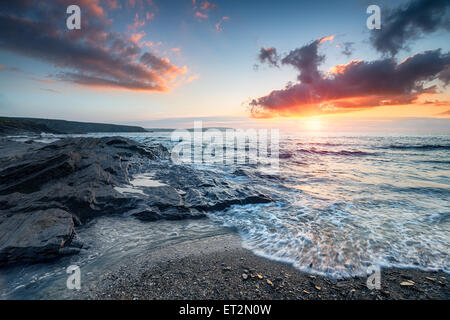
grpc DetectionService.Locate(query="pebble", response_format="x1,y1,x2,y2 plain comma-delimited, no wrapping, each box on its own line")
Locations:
242,273,248,280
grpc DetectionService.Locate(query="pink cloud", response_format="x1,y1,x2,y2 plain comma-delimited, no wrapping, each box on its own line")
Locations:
128,13,146,31
215,16,230,31
195,11,208,19
105,0,121,10
200,1,217,10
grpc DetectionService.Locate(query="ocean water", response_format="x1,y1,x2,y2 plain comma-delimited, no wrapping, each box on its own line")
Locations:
1,131,449,298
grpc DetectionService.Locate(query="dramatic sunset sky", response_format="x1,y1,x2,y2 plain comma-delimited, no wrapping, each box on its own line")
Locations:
0,0,449,131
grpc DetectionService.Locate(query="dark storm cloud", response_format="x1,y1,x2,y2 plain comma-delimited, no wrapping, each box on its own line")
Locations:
370,0,450,56
249,37,450,118
280,36,333,83
0,0,187,91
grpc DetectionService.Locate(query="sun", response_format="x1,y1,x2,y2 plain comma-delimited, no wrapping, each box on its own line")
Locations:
305,117,322,131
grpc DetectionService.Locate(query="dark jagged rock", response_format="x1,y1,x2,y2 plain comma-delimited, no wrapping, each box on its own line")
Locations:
0,137,272,265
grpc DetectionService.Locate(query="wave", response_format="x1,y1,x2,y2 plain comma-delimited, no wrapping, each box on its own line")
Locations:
296,148,373,156
385,144,450,151
420,160,450,164
296,142,342,147
279,152,293,159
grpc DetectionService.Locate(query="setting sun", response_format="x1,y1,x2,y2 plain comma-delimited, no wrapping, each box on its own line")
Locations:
305,117,322,131
0,0,449,304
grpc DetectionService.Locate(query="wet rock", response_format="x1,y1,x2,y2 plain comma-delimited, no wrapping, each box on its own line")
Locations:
0,137,273,265
0,209,78,265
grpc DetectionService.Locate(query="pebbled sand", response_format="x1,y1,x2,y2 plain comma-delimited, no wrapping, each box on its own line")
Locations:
76,232,449,300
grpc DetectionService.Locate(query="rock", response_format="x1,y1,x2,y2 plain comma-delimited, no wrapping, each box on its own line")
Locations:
400,281,415,286
223,266,232,271
266,280,273,286
0,137,274,265
0,209,79,265
315,285,321,291
257,274,263,279
242,273,248,280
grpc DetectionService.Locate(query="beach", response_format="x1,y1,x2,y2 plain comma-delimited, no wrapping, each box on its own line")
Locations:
77,232,448,300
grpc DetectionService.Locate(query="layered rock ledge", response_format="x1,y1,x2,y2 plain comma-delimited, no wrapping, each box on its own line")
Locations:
0,137,272,266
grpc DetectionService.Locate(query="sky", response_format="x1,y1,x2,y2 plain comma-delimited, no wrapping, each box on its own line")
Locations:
0,0,449,132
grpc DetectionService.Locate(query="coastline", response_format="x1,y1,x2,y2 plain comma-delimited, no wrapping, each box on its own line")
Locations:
77,232,449,300
0,135,448,300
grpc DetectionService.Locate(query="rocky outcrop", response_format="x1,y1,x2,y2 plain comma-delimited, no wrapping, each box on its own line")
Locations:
0,137,272,266
0,209,82,265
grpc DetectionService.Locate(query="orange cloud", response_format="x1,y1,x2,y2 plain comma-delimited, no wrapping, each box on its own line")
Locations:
0,0,188,92
250,37,450,118
130,31,145,43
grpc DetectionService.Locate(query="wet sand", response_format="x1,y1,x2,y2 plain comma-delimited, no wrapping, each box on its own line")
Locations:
77,233,449,300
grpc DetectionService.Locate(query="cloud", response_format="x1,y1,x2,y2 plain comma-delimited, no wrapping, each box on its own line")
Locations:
423,100,450,107
185,74,200,83
280,36,333,84
258,47,280,67
0,0,188,92
195,11,208,19
193,1,222,24
215,16,230,31
370,0,450,56
128,13,146,31
438,109,450,115
250,38,450,118
105,0,121,10
130,31,146,43
200,1,217,11
0,65,22,72
339,42,354,57
40,88,61,94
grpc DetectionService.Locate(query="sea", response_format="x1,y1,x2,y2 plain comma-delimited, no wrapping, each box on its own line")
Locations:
0,131,449,299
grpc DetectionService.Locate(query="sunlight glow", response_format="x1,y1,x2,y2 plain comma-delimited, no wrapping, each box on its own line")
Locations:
304,117,322,131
